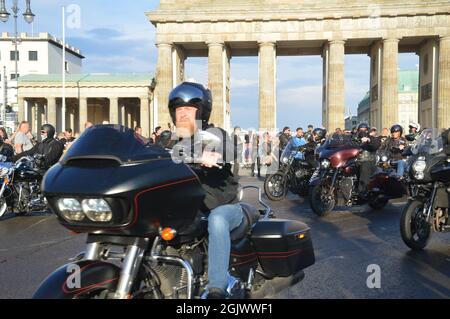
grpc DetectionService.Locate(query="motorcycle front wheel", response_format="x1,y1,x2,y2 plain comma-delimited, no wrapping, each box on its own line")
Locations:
0,198,7,218
400,200,432,250
264,172,287,201
309,184,336,217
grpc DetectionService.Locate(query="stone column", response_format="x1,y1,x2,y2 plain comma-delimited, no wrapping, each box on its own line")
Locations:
120,104,126,127
140,96,150,138
418,39,439,129
369,41,382,129
258,41,277,131
324,40,345,132
109,97,119,124
155,42,174,128
79,97,88,133
174,45,186,85
47,97,57,128
208,42,230,129
17,97,25,123
381,38,399,128
438,35,450,129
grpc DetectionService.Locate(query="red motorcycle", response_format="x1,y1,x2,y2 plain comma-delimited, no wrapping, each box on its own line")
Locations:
309,136,406,217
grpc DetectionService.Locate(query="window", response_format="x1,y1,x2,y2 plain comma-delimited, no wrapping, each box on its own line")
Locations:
10,73,19,80
29,51,38,61
10,51,19,61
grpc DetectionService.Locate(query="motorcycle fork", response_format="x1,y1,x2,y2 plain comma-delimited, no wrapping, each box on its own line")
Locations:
329,170,339,193
425,183,438,223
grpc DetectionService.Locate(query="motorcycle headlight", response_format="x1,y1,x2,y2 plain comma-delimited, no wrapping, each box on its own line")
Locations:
415,172,425,180
282,157,289,164
58,198,84,222
381,155,388,162
321,159,331,169
82,199,113,222
412,160,426,173
0,167,10,178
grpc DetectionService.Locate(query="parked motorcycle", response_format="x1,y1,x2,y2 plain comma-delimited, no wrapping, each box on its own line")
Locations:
309,135,406,217
0,154,47,218
264,140,315,200
33,125,315,299
400,129,450,250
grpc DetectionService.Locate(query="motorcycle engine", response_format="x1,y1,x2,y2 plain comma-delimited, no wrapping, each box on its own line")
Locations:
295,168,309,180
338,177,355,201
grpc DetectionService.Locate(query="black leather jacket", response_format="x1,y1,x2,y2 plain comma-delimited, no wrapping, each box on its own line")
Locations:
13,137,64,169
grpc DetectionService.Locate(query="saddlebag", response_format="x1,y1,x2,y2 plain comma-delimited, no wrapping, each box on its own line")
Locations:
250,219,315,279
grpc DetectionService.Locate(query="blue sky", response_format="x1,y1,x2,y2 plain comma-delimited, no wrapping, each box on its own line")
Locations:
1,0,418,130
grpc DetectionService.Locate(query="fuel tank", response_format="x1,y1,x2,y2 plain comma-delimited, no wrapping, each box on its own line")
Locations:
43,125,206,237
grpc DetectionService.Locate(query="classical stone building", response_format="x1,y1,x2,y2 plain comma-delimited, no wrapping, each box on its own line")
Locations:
358,69,419,129
147,0,450,131
17,74,155,137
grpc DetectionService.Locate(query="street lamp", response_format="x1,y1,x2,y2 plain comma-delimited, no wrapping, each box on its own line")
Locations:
0,0,35,124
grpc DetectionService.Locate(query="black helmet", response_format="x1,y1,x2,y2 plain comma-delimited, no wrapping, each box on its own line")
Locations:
312,128,327,141
390,124,403,135
357,122,369,131
168,82,212,127
41,124,56,139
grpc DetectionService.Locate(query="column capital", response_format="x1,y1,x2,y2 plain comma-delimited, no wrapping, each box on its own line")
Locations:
439,34,450,42
382,37,400,43
155,42,173,48
328,39,346,46
258,41,276,48
206,41,225,48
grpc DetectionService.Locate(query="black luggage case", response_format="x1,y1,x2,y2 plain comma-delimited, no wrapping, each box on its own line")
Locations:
250,219,315,278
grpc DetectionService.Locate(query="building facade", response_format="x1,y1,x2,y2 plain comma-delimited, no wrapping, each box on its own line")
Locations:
1,32,83,131
17,73,155,138
147,0,450,131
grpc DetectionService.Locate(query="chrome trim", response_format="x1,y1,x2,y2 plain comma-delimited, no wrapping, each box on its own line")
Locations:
148,237,195,299
84,242,102,260
240,185,272,219
114,245,145,299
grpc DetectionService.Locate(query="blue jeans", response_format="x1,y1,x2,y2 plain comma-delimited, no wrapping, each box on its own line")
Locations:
396,160,406,177
207,203,244,290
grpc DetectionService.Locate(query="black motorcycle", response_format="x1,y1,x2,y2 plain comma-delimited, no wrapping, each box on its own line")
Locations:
400,129,450,250
33,125,315,299
0,154,47,218
264,140,315,201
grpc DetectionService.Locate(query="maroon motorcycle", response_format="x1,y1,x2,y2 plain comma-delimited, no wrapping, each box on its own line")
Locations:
309,136,406,217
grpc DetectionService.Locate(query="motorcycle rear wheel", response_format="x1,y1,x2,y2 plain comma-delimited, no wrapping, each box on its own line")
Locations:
400,200,432,250
309,184,336,217
264,172,287,201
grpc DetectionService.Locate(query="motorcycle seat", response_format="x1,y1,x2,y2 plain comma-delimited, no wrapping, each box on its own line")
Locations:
230,203,261,242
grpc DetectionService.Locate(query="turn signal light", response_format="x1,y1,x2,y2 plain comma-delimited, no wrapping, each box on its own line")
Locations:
297,233,305,239
161,227,176,241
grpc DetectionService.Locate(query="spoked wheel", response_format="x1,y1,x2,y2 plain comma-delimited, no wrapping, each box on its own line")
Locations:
15,186,30,217
0,198,7,218
309,184,336,217
264,172,287,201
400,200,432,250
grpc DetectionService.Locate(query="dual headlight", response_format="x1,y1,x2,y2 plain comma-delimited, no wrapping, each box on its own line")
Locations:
0,167,11,178
412,157,427,180
321,159,331,169
57,198,113,222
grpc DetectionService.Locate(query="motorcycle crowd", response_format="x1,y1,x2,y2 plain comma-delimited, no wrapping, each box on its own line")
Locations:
1,82,449,300
264,122,450,251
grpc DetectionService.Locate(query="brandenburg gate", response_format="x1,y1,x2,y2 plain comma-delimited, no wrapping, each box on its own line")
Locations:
147,0,450,132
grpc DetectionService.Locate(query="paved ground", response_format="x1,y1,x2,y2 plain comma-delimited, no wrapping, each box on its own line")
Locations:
0,175,449,299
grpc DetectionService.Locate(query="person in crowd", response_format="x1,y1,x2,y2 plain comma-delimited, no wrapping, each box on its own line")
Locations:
12,124,64,170
370,127,378,137
0,135,14,162
57,132,67,146
85,121,94,129
278,126,291,161
135,126,143,136
65,128,76,143
380,127,389,144
0,127,11,145
155,126,163,142
406,122,421,142
14,121,34,155
231,126,243,178
259,132,275,174
354,123,381,194
379,124,407,178
250,132,261,178
291,127,307,160
304,124,314,141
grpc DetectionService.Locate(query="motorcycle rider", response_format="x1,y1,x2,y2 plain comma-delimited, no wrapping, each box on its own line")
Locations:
168,82,243,299
292,127,307,160
12,124,64,170
405,122,421,142
354,122,381,194
304,128,326,167
380,124,407,178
